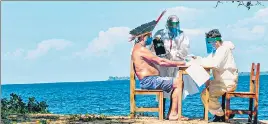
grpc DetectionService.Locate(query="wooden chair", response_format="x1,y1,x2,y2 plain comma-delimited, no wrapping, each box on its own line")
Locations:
225,63,260,124
129,60,165,120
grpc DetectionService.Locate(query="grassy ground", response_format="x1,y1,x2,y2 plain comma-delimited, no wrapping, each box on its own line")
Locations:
2,114,268,124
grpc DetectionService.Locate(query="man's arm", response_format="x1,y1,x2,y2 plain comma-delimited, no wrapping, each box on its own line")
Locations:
141,47,185,67
212,46,228,69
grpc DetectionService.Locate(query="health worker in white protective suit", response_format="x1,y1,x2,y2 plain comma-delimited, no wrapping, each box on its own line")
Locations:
151,15,199,100
200,29,238,122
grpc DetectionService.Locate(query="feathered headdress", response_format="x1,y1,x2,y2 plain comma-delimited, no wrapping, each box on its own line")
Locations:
129,10,166,42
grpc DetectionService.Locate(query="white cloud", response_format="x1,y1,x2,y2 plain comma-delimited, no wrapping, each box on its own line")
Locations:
3,48,25,59
237,45,267,54
74,6,205,64
25,39,72,60
254,8,268,23
13,49,25,57
183,28,206,38
252,25,266,34
153,6,203,32
75,27,131,57
227,25,266,41
76,6,203,57
165,6,202,22
226,8,268,41
231,7,268,27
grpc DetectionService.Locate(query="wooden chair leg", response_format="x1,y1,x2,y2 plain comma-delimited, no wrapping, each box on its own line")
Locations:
204,88,209,121
253,111,258,124
248,98,253,123
253,98,258,124
222,93,226,121
163,98,166,119
130,94,135,119
222,93,226,110
159,92,164,120
225,95,230,123
156,95,159,101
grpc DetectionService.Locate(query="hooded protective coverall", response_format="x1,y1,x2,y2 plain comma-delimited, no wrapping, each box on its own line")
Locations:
152,29,198,99
201,41,238,116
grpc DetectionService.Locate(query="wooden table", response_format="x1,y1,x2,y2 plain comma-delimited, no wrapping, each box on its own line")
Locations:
177,66,213,121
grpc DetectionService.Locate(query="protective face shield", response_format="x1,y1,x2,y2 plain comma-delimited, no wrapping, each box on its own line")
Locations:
166,15,180,38
205,38,218,54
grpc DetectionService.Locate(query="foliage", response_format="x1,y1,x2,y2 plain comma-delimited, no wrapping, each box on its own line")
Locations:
1,93,50,123
68,114,109,122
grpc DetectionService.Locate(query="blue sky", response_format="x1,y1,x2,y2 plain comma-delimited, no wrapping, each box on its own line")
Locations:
2,1,268,84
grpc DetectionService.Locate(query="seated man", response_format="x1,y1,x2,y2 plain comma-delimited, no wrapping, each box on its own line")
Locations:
200,29,238,122
131,32,187,120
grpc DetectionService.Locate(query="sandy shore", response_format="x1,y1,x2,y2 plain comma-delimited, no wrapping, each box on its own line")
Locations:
4,114,268,124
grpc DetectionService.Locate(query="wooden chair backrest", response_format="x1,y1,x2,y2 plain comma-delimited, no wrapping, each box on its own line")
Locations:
249,63,260,95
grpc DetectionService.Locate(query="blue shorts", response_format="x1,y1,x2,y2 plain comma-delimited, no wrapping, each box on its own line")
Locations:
140,76,174,93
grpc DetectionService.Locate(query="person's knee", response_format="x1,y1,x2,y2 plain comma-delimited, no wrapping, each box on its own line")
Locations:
201,89,207,101
172,78,181,88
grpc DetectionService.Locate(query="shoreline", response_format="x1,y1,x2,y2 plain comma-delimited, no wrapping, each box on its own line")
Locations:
3,114,268,124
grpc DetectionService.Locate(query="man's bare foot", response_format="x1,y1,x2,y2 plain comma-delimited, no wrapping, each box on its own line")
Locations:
168,113,178,121
168,114,189,121
181,116,189,121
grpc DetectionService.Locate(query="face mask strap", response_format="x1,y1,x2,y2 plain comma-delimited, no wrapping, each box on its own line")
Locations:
206,37,222,42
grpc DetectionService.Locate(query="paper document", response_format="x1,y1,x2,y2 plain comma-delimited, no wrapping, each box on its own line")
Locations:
186,63,210,87
201,54,214,67
162,75,199,100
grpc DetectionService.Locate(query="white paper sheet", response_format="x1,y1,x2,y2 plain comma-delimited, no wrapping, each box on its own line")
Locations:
182,75,199,99
186,63,210,87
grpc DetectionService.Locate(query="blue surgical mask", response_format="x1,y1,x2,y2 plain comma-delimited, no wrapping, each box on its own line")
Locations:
169,27,178,38
206,38,217,54
145,37,153,46
168,24,180,38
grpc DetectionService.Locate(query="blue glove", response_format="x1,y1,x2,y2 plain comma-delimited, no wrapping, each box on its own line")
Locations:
209,75,214,80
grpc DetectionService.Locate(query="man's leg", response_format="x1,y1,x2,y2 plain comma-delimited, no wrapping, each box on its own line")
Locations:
168,87,180,120
167,78,189,120
203,82,226,122
141,75,186,120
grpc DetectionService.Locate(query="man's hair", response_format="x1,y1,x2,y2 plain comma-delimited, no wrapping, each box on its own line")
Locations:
205,29,222,42
206,29,221,38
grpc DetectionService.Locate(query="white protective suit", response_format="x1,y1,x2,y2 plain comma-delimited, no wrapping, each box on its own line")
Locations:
201,41,238,116
152,29,199,99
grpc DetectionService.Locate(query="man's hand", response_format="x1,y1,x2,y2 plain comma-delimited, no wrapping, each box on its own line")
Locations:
176,61,186,66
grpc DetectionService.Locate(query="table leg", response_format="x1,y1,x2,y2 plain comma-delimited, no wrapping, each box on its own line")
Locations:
204,70,210,121
205,85,209,121
178,70,183,121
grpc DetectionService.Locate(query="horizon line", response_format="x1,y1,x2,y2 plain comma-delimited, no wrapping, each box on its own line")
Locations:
3,72,268,85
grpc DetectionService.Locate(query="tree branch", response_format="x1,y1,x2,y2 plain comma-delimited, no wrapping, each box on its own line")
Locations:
215,1,265,10
214,1,223,8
